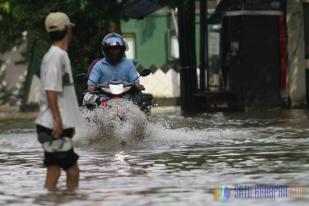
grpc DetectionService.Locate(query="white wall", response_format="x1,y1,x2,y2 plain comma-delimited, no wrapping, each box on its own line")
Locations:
140,68,180,97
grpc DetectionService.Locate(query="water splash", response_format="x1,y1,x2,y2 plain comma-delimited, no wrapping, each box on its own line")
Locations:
0,132,40,152
75,99,149,149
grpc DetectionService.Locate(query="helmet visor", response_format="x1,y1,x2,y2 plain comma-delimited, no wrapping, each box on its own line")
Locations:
104,37,125,47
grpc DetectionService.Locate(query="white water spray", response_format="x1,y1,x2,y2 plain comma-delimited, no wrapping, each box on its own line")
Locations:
75,99,149,148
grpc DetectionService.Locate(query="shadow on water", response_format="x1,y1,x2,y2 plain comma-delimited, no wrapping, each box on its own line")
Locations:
0,108,309,205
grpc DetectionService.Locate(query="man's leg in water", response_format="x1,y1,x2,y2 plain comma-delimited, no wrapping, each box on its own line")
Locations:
66,163,80,190
45,165,61,191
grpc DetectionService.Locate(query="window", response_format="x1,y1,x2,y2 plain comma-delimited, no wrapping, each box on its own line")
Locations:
122,33,136,60
170,34,179,59
208,31,220,56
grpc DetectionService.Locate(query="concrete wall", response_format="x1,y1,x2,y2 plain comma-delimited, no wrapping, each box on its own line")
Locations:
0,43,27,91
0,42,28,105
287,0,309,106
140,68,180,98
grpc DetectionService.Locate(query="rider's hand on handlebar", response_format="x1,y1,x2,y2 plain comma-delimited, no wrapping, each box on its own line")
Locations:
135,84,145,91
88,85,96,92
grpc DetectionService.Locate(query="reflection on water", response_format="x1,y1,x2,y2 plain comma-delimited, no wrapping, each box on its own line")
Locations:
0,108,309,205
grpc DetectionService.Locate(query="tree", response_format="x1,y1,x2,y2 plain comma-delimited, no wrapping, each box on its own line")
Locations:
0,0,193,108
0,0,136,107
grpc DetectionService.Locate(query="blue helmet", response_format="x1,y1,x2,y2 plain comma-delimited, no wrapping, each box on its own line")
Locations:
102,33,128,64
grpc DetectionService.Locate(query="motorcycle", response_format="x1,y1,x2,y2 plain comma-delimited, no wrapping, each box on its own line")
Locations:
82,69,152,114
79,69,153,145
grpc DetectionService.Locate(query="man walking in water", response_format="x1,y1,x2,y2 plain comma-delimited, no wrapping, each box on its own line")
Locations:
35,12,80,191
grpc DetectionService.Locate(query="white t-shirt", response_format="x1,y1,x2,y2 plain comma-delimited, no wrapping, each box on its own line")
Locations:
35,46,81,129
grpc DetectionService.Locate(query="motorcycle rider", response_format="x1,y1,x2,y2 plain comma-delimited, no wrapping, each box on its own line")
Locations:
86,33,144,105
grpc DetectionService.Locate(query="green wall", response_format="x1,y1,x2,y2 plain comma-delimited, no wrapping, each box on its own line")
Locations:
121,14,171,68
121,12,216,69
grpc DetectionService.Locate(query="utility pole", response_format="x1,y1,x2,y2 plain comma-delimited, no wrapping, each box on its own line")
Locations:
199,0,208,91
178,0,197,112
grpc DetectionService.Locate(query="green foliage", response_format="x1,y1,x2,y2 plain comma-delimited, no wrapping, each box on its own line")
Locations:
0,0,136,97
0,116,36,132
0,0,188,99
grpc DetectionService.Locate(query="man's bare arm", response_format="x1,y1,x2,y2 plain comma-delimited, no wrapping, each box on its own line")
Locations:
46,90,63,139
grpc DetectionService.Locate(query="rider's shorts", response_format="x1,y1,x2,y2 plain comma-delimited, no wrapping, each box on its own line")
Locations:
36,125,79,171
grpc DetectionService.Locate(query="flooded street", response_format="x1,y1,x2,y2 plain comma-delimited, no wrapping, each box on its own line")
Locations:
0,107,309,205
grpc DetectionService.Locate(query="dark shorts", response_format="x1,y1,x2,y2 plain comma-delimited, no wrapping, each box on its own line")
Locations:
36,125,79,171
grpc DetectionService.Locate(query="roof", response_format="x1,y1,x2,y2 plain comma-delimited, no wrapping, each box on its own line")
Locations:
122,0,164,19
208,0,286,25
122,0,219,19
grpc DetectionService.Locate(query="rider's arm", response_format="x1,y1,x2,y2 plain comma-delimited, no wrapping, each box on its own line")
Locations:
128,60,139,85
127,60,144,90
87,63,101,91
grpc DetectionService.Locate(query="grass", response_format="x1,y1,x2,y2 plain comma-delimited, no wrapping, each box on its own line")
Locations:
0,118,36,132
0,107,37,133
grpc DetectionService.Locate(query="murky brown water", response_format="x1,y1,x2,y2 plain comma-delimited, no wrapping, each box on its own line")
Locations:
0,107,309,205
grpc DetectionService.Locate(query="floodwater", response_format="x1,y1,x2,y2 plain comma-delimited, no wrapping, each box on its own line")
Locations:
0,106,309,206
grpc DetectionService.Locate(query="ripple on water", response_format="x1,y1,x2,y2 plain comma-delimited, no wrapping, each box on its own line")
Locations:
0,109,309,205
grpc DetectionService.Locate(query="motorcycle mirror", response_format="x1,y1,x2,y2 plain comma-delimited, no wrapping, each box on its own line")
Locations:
139,69,151,77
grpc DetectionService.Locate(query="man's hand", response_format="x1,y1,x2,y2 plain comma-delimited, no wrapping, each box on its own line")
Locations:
52,117,63,139
135,84,145,91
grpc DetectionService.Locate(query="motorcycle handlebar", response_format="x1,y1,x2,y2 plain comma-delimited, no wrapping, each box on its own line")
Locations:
97,83,136,88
